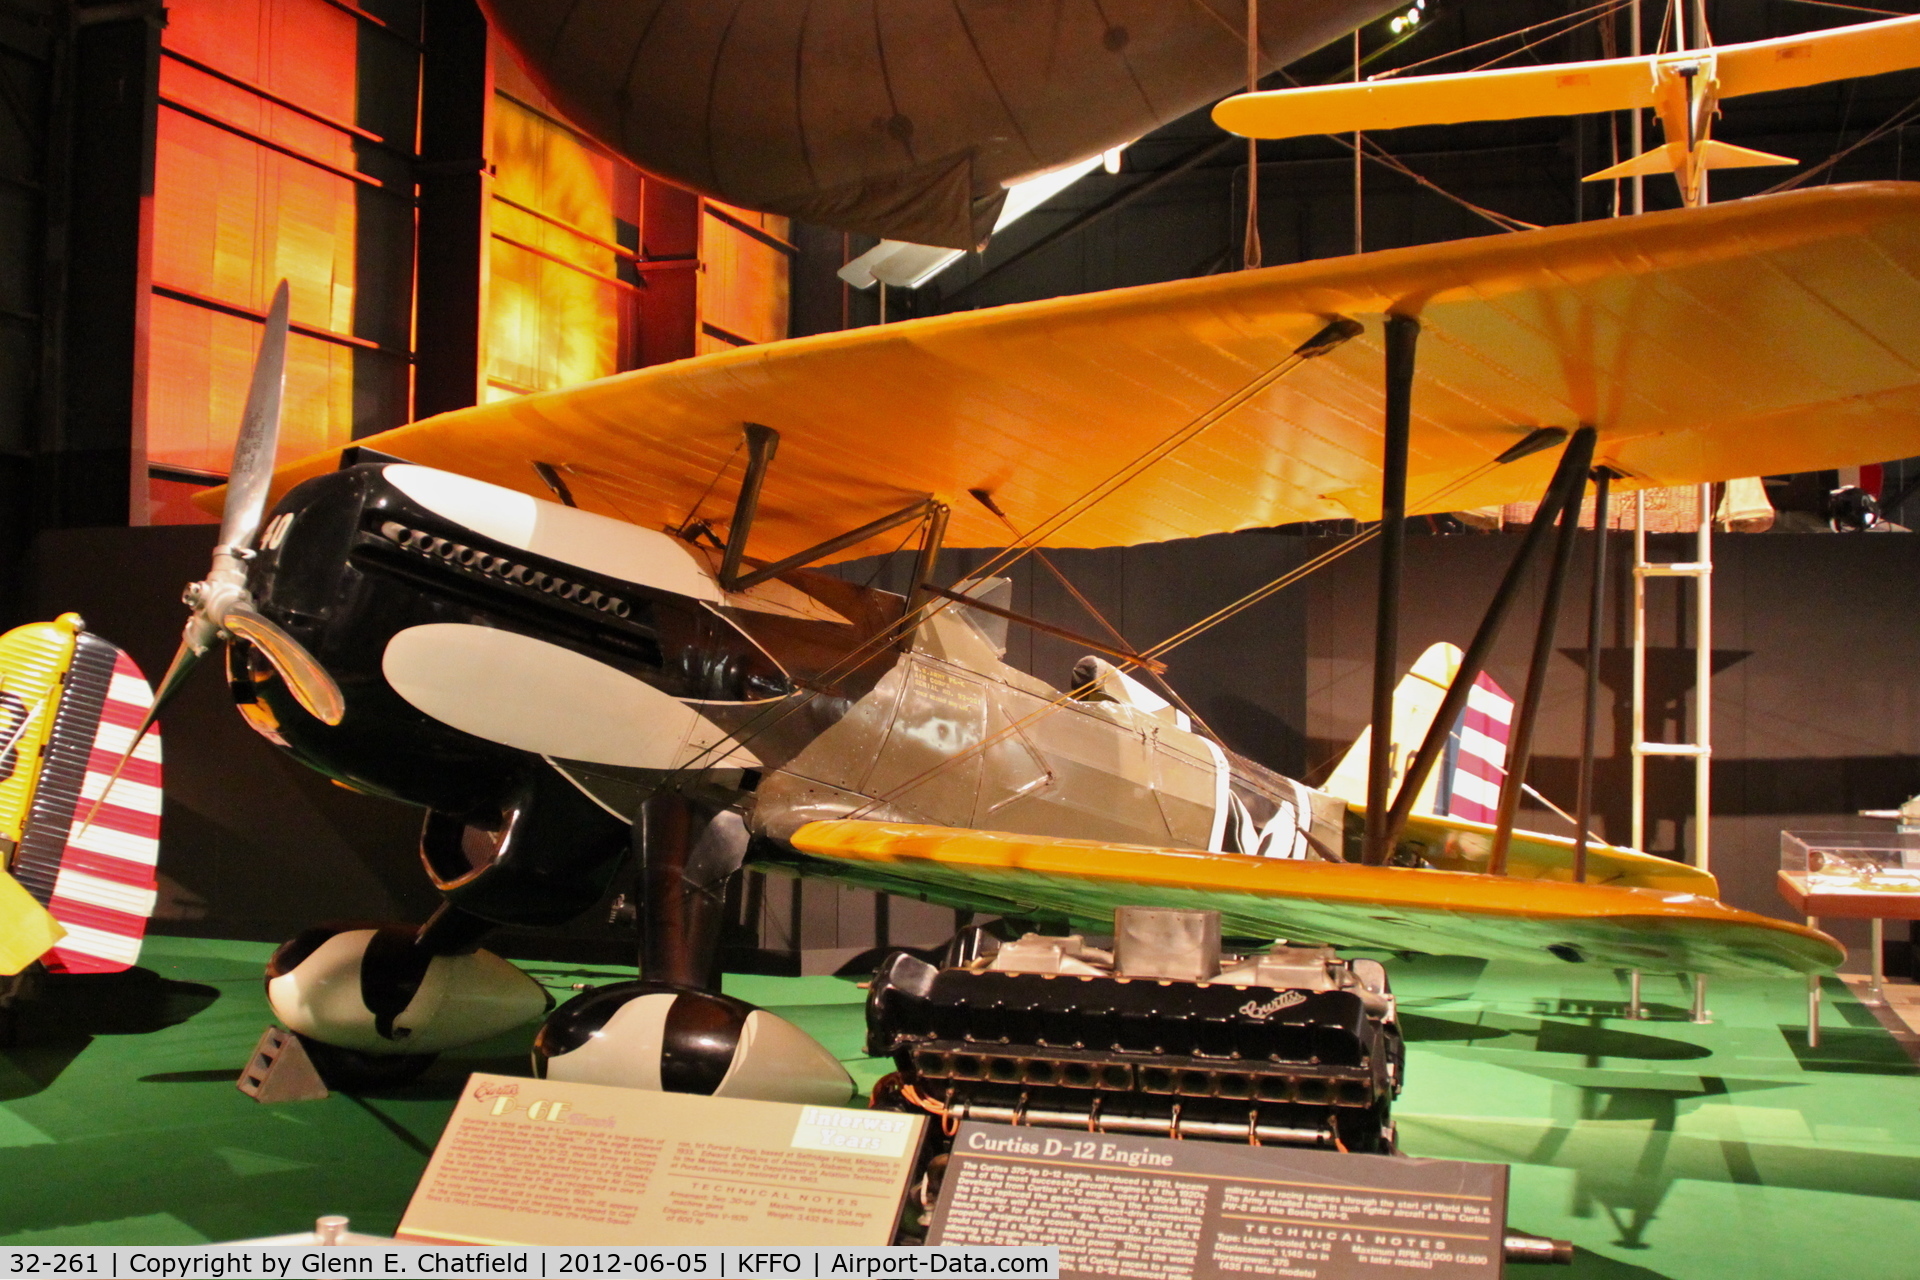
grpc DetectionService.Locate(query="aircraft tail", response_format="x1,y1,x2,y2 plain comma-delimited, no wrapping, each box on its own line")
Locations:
1323,642,1514,821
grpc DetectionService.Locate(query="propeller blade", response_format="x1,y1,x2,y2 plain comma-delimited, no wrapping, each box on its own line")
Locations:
224,605,345,726
218,279,291,556
145,616,217,732
78,620,210,835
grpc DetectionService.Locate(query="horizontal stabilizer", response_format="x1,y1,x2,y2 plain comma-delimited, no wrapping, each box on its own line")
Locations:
1395,810,1715,896
0,868,63,975
1585,140,1797,183
783,819,1842,978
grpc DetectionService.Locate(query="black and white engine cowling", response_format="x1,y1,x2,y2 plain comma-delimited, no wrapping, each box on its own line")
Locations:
233,461,796,929
230,462,852,1082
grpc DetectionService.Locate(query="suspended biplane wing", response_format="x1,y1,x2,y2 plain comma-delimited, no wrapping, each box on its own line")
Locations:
230,183,1920,567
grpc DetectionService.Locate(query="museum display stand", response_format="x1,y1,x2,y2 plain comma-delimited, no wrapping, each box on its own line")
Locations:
1777,830,1920,1045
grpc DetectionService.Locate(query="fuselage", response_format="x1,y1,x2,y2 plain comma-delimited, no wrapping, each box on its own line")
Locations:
236,462,1344,928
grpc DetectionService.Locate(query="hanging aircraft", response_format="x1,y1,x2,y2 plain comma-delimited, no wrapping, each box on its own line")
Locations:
1212,9,1920,208
119,181,1920,1135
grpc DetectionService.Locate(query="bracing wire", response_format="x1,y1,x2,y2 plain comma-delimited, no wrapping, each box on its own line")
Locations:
1383,0,1629,80
846,454,1512,818
614,328,1358,808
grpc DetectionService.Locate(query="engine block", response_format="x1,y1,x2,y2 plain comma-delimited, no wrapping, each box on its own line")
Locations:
866,938,1405,1153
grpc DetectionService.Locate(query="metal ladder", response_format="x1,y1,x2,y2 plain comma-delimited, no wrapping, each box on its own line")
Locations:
1629,484,1714,1023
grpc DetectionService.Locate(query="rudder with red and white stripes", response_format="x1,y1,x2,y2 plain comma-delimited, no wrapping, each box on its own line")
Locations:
10,637,161,973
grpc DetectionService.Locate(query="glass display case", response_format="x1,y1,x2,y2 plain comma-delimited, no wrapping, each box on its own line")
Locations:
1782,830,1920,895
1778,830,1920,1045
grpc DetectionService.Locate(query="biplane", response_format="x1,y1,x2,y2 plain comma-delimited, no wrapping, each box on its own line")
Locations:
117,182,1920,1118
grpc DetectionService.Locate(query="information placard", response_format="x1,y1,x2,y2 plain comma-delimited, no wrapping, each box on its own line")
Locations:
928,1122,1505,1279
398,1074,925,1247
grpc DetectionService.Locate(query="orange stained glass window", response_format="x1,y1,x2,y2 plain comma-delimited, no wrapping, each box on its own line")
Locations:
697,205,792,354
486,38,788,398
486,44,641,401
143,0,416,522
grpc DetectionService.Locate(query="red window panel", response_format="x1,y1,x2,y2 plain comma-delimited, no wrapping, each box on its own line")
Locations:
146,294,353,477
153,109,360,326
165,0,358,125
160,55,358,173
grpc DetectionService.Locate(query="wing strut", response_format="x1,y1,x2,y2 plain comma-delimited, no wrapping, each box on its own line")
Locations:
1488,439,1595,875
732,497,935,592
1572,467,1618,882
718,422,780,591
1362,315,1419,865
923,583,1167,674
906,501,951,621
1377,427,1596,861
714,419,944,599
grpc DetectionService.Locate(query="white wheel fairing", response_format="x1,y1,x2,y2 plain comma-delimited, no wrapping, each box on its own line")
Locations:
381,623,761,769
542,992,676,1090
266,930,548,1054
383,466,722,604
542,998,854,1104
715,1010,855,1105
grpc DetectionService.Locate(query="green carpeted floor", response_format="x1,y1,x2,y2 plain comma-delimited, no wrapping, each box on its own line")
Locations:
2,938,1916,1277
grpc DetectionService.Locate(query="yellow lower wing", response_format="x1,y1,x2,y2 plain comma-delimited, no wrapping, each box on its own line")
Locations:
1396,811,1717,896
784,820,1840,978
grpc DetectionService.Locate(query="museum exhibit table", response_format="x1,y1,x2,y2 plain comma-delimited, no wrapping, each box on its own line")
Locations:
1777,831,1920,1045
2,936,1917,1277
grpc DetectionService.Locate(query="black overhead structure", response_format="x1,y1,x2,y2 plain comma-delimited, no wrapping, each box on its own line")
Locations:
1572,467,1616,883
1378,427,1592,859
1362,315,1418,867
1489,430,1598,876
414,0,491,418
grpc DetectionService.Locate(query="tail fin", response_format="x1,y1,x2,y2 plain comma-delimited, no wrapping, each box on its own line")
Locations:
0,615,162,974
1323,643,1515,820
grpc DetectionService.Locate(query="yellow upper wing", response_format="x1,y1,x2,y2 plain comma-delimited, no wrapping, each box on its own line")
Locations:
224,184,1920,565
